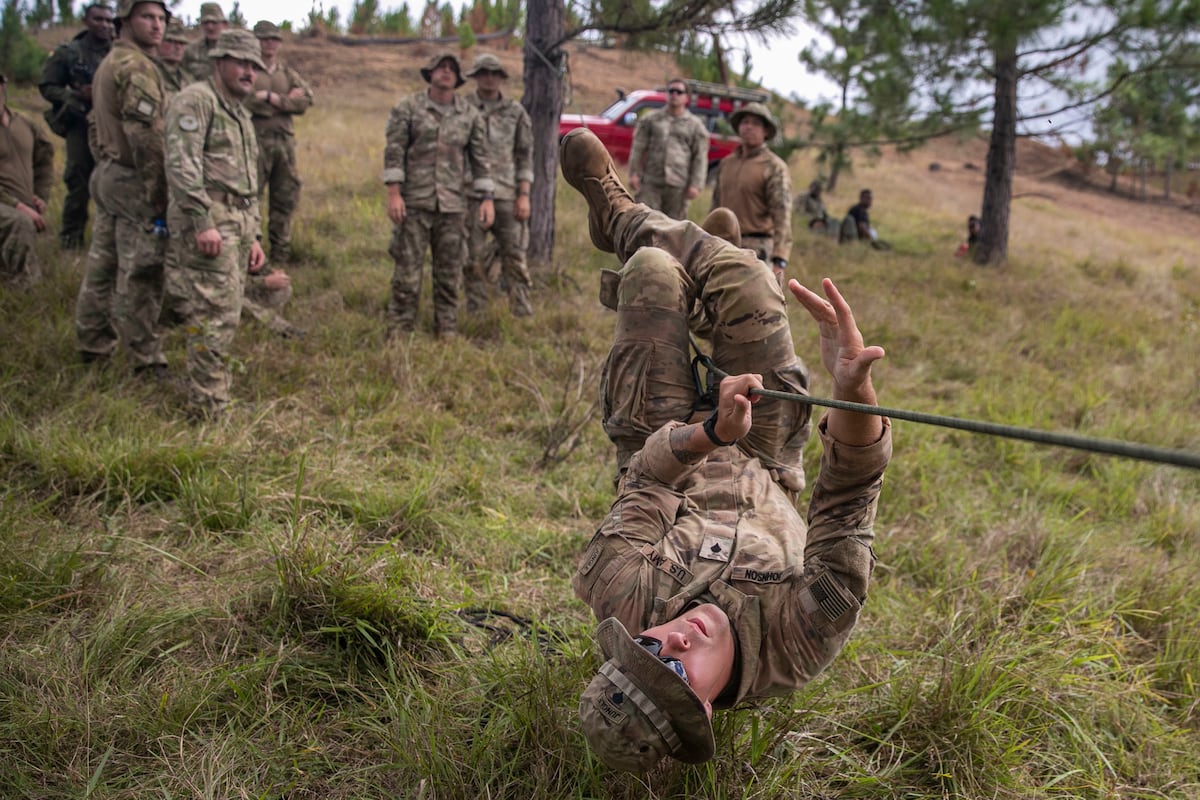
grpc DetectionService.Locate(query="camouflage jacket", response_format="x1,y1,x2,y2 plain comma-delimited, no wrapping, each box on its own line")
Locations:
92,40,168,214
801,192,830,223
38,30,112,131
244,60,314,138
0,108,55,207
165,77,260,234
627,108,709,192
712,143,792,262
180,37,215,84
382,89,494,214
155,59,189,97
573,417,891,707
463,91,531,201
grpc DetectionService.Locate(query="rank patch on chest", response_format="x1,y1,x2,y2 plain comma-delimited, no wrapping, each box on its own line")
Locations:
178,114,199,132
699,534,733,563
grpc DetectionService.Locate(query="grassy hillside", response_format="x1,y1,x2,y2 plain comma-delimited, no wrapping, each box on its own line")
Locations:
1,38,1199,799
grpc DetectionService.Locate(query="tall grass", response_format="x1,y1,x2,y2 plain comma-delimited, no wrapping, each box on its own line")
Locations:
0,77,1198,799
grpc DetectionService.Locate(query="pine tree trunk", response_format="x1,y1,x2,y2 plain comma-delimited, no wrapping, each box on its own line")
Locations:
1164,151,1173,200
974,49,1017,266
521,0,565,275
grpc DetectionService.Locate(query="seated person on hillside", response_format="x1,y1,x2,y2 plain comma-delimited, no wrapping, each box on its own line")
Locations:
839,189,890,250
797,179,834,233
559,128,891,773
955,215,981,257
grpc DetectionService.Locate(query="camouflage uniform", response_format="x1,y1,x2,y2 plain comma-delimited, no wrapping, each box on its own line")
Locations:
245,22,313,263
627,107,709,220
463,72,533,316
74,38,169,369
382,67,493,336
711,143,791,265
165,33,263,414
180,3,227,83
155,21,191,97
0,105,55,285
39,29,112,246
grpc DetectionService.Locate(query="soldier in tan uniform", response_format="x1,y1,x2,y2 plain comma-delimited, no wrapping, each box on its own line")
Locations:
180,2,227,83
462,52,533,318
382,52,494,340
246,20,313,264
74,0,171,376
627,78,709,220
0,74,55,286
155,19,190,96
165,29,266,418
711,102,792,286
560,128,891,773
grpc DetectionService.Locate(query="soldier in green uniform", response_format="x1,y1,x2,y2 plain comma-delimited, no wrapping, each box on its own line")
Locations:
0,73,55,286
462,52,533,318
165,28,267,418
627,78,709,220
711,102,792,286
155,19,190,96
246,20,313,264
73,0,171,376
382,52,494,340
559,128,891,773
180,2,227,83
39,2,114,249
797,178,834,233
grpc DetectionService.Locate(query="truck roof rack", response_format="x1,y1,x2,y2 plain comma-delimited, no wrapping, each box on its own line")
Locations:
675,79,771,105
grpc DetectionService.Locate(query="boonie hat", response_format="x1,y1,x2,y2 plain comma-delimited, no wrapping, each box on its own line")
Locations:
207,28,266,70
163,18,189,43
466,52,507,79
198,2,226,22
419,52,465,88
252,19,282,39
578,617,715,773
115,0,168,19
729,101,778,141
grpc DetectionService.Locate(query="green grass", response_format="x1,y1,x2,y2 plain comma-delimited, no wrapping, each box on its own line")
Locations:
1,80,1198,798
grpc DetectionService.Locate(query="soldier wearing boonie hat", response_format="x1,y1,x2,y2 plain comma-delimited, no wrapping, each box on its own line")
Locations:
419,52,466,88
181,2,228,82
559,127,892,773
156,19,190,95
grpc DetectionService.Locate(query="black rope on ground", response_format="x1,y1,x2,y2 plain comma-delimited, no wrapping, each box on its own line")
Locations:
694,349,1200,471
455,608,571,655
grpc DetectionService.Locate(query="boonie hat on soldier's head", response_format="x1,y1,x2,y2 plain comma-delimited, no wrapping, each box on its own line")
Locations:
252,20,282,39
163,18,189,43
115,0,169,20
466,52,507,79
729,101,779,141
578,617,715,773
419,52,465,88
199,2,226,22
207,28,266,70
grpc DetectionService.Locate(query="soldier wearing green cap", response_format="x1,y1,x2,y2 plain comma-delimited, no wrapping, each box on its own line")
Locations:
165,28,267,418
462,52,534,318
0,73,55,286
181,2,228,83
382,52,494,340
245,19,313,264
711,101,792,287
74,0,172,377
559,128,891,773
156,19,191,96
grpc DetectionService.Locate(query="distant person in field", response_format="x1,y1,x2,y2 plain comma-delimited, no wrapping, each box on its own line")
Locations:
560,127,890,773
798,178,834,233
462,52,535,318
155,19,190,96
180,2,227,82
247,19,313,265
840,189,873,243
955,214,981,257
711,102,791,287
626,78,709,221
0,73,55,287
382,52,493,341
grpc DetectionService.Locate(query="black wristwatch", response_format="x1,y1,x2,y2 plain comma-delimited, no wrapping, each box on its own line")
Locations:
772,257,787,269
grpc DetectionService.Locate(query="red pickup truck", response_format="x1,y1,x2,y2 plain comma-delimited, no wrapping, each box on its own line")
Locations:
558,79,771,174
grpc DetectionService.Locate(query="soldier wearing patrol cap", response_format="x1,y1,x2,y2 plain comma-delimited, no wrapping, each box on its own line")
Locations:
164,28,267,418
382,52,494,340
181,2,228,83
74,0,172,377
462,52,534,318
559,127,891,773
711,101,792,287
156,19,191,96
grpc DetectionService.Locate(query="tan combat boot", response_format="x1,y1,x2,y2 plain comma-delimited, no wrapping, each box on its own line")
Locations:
559,129,635,253
701,207,742,247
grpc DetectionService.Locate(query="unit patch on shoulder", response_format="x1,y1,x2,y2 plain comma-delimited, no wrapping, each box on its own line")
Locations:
178,115,200,132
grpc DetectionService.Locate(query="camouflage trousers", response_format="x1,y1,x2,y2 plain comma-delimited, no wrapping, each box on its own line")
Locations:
0,204,42,287
256,130,301,262
600,205,811,493
241,269,298,337
165,202,255,415
634,179,690,220
387,207,466,336
61,125,95,243
74,161,167,367
465,198,532,317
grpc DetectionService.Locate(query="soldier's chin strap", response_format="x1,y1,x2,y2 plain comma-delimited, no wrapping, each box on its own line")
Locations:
689,336,1200,471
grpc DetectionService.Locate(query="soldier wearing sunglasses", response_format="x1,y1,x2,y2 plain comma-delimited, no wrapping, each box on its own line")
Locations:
626,79,709,220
